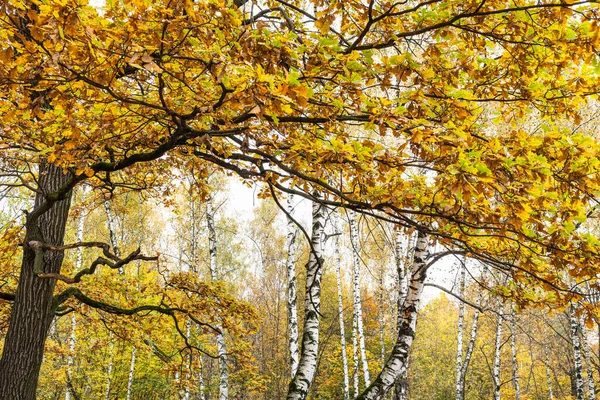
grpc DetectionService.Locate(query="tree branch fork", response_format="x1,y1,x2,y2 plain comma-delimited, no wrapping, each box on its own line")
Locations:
28,240,158,284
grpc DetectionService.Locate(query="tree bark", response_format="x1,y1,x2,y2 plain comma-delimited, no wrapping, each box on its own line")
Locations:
103,200,122,400
126,346,137,400
66,187,87,400
286,199,325,400
206,196,229,400
544,347,555,400
393,228,411,400
570,306,585,400
356,231,429,400
349,212,370,386
332,211,350,400
510,313,521,400
493,311,503,400
455,262,466,400
0,163,73,400
457,286,483,399
285,194,300,378
580,316,596,400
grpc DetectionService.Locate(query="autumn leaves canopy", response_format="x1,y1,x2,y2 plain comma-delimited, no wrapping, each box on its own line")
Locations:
2,0,600,309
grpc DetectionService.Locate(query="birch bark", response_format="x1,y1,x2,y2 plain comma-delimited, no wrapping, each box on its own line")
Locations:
356,232,429,400
349,212,370,386
457,288,483,399
65,187,87,400
332,211,350,400
285,194,300,377
510,313,521,400
493,312,503,400
580,316,596,400
393,228,410,400
455,263,466,400
206,196,229,400
544,347,554,400
286,199,325,400
103,200,120,400
570,306,585,400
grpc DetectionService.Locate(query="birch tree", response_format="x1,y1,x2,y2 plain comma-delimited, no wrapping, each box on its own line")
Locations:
65,186,87,400
286,199,325,400
393,228,410,400
493,312,503,400
332,211,350,400
570,306,585,400
285,194,300,378
348,212,370,387
510,313,521,400
356,231,430,400
206,196,229,400
103,200,120,400
579,316,596,400
455,262,466,400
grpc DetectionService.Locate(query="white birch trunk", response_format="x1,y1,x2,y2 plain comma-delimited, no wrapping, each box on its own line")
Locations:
126,346,136,400
580,316,596,400
183,320,192,400
285,194,300,378
544,347,554,400
393,228,410,400
493,312,503,400
66,187,87,400
379,268,385,366
510,313,521,400
105,346,113,400
349,212,370,386
571,306,585,400
103,200,120,400
356,231,429,400
206,196,229,400
455,263,466,400
198,362,207,400
332,211,350,400
457,288,483,398
286,199,325,400
353,313,360,397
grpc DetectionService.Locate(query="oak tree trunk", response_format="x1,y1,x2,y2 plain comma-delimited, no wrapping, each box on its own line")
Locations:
0,163,73,400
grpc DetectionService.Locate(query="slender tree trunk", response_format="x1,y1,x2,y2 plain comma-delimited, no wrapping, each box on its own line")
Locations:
286,199,325,400
510,313,521,400
66,187,87,400
126,346,136,400
455,262,466,400
0,163,73,400
493,312,503,400
184,320,192,400
285,194,300,378
571,306,585,400
332,211,350,400
544,347,555,400
349,212,370,386
105,344,114,400
353,313,360,397
206,196,229,400
103,200,123,400
580,316,596,400
356,232,429,400
393,228,410,400
379,268,385,366
457,287,483,398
